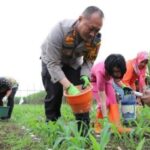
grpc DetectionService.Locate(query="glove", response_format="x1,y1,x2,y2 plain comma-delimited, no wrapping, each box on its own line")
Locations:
123,86,133,95
2,96,7,102
67,84,80,95
103,117,109,127
80,76,90,89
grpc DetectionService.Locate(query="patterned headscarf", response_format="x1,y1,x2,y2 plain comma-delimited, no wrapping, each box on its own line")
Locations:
132,51,149,91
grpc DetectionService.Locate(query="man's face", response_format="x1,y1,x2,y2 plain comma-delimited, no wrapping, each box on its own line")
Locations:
77,12,103,42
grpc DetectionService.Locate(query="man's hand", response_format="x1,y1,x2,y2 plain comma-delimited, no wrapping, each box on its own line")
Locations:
80,76,90,89
67,84,80,95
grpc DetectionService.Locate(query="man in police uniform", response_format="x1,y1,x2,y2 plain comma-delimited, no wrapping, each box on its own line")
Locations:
41,6,104,135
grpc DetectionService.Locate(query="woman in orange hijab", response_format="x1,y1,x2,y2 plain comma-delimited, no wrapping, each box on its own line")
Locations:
122,51,149,92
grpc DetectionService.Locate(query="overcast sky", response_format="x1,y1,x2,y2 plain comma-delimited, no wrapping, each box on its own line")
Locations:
0,0,150,96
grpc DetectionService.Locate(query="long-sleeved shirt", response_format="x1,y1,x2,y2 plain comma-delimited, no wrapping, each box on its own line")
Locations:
122,60,138,90
122,60,146,91
41,19,101,83
91,62,116,107
122,51,148,92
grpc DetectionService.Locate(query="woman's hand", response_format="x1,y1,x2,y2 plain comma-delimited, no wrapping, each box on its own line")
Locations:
136,97,142,105
99,91,108,117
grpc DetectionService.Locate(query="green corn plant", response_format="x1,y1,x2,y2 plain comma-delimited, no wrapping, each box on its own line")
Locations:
89,134,101,150
89,123,111,150
133,106,150,141
53,119,87,149
136,138,145,150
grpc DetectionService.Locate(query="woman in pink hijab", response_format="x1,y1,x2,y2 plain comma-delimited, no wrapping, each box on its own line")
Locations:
113,51,149,104
121,51,149,92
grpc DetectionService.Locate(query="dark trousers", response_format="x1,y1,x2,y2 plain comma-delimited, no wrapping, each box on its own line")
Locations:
0,86,18,118
41,62,90,136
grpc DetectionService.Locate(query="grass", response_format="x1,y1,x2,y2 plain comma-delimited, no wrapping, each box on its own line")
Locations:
0,104,150,150
0,121,46,150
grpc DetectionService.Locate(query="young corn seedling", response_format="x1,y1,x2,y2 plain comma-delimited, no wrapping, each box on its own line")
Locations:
89,123,111,150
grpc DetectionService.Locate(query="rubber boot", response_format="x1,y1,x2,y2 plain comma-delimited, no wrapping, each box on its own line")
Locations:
94,109,103,134
75,112,90,137
109,103,131,133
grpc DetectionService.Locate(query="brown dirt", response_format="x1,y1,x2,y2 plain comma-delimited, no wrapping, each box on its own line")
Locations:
0,120,25,150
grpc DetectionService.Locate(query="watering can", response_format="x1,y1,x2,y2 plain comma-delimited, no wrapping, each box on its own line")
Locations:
121,88,136,123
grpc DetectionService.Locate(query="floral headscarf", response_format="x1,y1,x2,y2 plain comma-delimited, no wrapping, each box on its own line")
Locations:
132,51,149,91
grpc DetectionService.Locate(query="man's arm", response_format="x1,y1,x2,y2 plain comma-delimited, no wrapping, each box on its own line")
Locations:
59,78,71,90
41,22,67,84
80,60,93,78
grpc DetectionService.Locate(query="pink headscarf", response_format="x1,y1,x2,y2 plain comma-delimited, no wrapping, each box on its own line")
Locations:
132,51,149,92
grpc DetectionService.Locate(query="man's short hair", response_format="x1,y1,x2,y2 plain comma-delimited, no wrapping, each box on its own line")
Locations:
82,6,104,18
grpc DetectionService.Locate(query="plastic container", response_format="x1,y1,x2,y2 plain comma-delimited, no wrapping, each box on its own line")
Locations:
0,106,10,118
64,85,93,114
121,94,136,122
